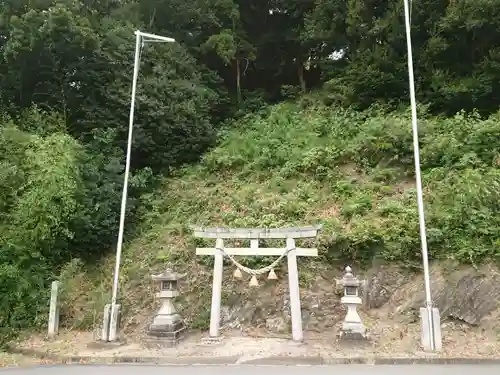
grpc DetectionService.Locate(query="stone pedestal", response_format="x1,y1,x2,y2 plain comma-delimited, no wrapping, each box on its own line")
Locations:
143,269,186,348
338,294,368,340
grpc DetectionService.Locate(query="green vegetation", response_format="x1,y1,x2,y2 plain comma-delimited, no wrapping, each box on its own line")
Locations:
59,102,500,332
0,0,499,345
146,102,500,266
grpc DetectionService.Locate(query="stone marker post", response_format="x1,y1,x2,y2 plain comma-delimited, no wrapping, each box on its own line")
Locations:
48,281,60,338
336,266,368,340
143,268,186,348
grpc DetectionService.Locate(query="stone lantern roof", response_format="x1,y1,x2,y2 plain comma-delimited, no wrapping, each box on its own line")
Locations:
151,268,186,282
338,266,363,287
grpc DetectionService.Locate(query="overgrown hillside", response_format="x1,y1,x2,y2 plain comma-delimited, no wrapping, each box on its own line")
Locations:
60,101,500,333
2,0,500,347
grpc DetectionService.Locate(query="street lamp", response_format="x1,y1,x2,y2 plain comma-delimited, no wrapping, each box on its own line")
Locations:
402,0,442,351
102,30,175,342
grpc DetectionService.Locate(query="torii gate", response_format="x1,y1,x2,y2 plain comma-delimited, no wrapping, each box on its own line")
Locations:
193,225,322,342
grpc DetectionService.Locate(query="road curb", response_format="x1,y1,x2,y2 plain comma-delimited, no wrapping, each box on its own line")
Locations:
6,348,240,365
6,347,500,366
244,357,500,365
61,356,241,365
324,357,500,365
371,357,500,365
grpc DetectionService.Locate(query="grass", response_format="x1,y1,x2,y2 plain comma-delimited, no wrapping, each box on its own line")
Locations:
58,100,500,332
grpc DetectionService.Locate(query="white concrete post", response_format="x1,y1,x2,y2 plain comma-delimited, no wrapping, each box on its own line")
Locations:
102,303,120,342
102,304,111,341
48,281,60,338
209,238,224,338
108,304,120,341
420,307,442,351
287,238,303,342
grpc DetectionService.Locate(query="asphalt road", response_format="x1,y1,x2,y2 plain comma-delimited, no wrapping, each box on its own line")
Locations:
2,365,500,375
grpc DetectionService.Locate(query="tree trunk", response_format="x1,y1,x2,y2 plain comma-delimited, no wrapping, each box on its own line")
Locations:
297,61,306,93
149,7,157,28
236,58,242,103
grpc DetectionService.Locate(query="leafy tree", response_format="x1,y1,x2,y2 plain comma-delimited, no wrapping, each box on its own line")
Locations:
0,108,137,344
1,1,221,172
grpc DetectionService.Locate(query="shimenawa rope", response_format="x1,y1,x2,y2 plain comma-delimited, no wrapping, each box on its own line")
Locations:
215,247,295,276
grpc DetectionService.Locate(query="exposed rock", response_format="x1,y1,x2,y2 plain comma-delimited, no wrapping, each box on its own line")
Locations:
364,265,409,308
213,272,346,334
265,317,288,333
220,305,242,329
187,262,500,339
435,271,500,325
393,263,500,326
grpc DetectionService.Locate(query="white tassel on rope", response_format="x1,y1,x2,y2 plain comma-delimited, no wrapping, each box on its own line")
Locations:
233,267,242,279
267,268,278,280
249,275,259,287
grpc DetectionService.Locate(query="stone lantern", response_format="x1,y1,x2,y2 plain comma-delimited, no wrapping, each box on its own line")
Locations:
336,266,368,340
146,268,186,347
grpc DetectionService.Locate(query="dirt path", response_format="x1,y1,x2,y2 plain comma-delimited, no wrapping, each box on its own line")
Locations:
11,321,500,362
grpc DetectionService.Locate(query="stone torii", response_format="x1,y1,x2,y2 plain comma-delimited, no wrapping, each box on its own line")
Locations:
193,225,322,342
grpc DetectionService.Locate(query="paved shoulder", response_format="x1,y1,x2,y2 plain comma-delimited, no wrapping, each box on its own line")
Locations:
2,365,500,375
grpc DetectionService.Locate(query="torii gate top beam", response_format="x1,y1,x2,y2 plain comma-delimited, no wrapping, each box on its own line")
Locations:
191,225,322,239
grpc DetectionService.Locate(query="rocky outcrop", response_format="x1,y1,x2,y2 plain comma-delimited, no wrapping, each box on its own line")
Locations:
215,262,500,334
392,263,500,326
217,272,346,334
364,265,410,308
131,261,500,339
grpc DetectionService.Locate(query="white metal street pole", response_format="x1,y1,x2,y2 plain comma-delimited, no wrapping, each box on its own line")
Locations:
105,30,175,342
402,0,438,351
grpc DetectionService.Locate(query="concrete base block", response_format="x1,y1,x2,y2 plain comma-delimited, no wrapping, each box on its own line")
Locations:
108,303,121,341
102,304,111,342
200,336,224,345
102,303,121,342
338,330,370,341
420,307,442,352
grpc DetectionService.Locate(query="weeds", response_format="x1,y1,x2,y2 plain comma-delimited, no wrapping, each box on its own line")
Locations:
62,103,500,330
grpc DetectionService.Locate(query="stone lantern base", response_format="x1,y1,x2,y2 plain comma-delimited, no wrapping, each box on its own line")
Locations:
143,321,186,348
337,321,369,341
338,329,369,341
142,309,187,348
143,333,186,349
